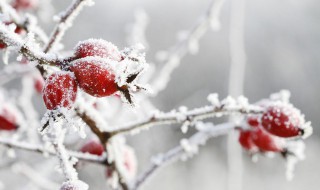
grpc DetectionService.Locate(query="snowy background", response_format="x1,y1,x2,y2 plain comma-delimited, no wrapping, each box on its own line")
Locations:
2,0,320,189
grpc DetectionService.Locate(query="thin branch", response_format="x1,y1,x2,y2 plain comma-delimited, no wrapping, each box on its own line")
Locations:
151,0,226,95
0,137,107,164
107,101,263,137
132,122,236,190
43,0,94,53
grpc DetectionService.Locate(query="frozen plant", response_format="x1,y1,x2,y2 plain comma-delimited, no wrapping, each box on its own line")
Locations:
0,0,314,190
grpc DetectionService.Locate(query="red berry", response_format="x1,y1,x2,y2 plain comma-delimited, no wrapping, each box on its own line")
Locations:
42,72,78,110
80,140,104,156
0,107,18,131
238,130,258,151
251,127,284,152
60,180,88,190
247,116,260,127
261,104,302,138
34,76,44,94
70,59,118,97
74,39,122,61
11,0,38,10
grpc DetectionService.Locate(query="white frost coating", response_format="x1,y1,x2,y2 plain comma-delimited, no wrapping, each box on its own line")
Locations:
108,137,138,183
285,140,306,180
270,89,291,103
60,180,89,190
207,93,220,107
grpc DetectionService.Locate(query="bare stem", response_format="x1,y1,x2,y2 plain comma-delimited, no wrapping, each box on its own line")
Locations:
107,102,263,137
0,137,106,164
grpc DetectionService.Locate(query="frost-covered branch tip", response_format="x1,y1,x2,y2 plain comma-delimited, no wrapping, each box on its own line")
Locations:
44,0,94,53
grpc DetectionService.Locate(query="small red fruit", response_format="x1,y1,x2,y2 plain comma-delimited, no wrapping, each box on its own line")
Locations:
74,39,122,61
60,180,88,190
80,140,104,156
34,76,44,94
251,127,284,152
0,106,18,131
238,130,258,152
261,104,303,138
11,0,39,10
247,116,260,127
70,59,118,97
42,72,78,110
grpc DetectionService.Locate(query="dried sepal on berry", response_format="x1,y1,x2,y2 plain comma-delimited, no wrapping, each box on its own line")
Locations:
42,71,78,110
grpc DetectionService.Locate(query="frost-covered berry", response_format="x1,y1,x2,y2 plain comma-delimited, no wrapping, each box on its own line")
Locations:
238,130,258,152
123,145,137,179
74,39,122,61
247,116,260,127
0,107,18,131
42,72,78,110
60,180,88,190
261,104,303,138
251,127,284,152
80,140,104,156
70,58,118,97
34,77,44,94
11,0,38,10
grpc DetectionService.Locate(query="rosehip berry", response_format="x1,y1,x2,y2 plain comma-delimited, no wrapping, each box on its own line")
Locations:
42,72,78,110
247,116,260,127
261,104,303,138
0,106,18,131
11,0,38,10
70,59,118,97
74,39,122,61
238,130,258,152
80,140,104,156
251,127,284,152
34,77,44,94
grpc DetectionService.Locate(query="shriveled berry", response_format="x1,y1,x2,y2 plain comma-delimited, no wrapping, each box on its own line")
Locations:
12,0,38,10
251,127,284,152
42,72,78,110
80,140,104,156
261,104,302,138
70,58,118,97
74,39,122,61
238,130,258,151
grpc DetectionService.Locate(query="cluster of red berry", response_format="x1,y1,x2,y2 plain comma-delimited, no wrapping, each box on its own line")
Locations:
42,39,130,110
239,101,308,155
